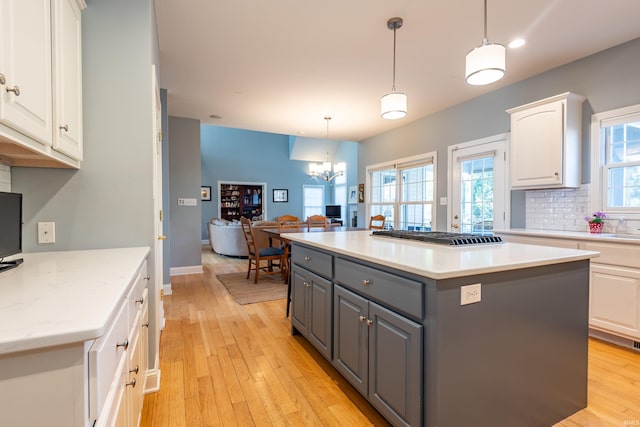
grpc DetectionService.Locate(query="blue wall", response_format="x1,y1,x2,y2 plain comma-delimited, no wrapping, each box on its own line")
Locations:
200,125,357,240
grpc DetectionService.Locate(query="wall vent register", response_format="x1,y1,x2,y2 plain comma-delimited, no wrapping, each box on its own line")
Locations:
372,230,503,246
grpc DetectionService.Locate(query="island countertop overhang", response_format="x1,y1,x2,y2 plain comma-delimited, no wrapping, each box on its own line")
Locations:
284,230,599,280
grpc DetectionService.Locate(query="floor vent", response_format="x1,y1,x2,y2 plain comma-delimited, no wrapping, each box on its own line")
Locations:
634,341,640,350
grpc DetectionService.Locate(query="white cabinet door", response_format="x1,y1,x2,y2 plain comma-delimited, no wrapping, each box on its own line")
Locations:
0,0,53,145
590,264,640,339
52,0,83,160
510,100,564,188
507,92,584,189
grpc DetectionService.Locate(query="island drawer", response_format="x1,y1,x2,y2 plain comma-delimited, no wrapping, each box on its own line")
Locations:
88,301,128,420
334,257,423,320
292,244,332,278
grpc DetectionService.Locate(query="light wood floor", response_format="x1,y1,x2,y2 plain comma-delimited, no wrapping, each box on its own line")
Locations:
141,247,640,426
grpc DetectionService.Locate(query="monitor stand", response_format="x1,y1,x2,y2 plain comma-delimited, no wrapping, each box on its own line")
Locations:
0,258,23,273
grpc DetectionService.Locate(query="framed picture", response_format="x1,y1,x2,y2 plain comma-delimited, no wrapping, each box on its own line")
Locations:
349,185,358,203
201,186,211,201
273,189,288,203
358,183,365,203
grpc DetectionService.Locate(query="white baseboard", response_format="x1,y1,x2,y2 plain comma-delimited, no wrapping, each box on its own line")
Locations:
201,239,209,245
169,265,203,276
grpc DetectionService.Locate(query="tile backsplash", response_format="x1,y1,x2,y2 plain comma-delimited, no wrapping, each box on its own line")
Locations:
525,183,639,233
0,164,10,192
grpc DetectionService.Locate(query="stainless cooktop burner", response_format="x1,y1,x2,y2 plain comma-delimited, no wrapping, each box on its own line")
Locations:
371,230,503,246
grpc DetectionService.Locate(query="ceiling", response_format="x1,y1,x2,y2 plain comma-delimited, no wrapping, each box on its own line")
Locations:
154,0,640,142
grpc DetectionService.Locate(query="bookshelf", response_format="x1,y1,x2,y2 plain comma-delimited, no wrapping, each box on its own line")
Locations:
218,182,265,221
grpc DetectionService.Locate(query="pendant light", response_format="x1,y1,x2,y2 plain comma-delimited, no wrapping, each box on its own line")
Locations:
381,17,407,119
465,0,505,85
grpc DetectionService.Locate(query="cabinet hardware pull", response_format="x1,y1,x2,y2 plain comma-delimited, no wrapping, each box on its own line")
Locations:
59,124,69,132
116,339,129,350
126,378,136,388
362,279,371,286
142,322,150,328
135,297,144,304
304,256,311,261
0,74,5,85
304,281,311,288
358,315,366,322
6,85,20,96
144,275,150,280
129,365,139,374
366,319,373,326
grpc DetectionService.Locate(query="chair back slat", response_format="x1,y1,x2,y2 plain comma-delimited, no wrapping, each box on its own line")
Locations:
369,215,386,230
277,215,300,232
306,214,328,230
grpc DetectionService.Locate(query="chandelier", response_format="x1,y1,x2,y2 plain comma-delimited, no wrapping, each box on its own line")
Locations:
308,117,346,182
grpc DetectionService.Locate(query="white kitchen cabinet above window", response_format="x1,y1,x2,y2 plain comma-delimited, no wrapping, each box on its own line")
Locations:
507,92,585,189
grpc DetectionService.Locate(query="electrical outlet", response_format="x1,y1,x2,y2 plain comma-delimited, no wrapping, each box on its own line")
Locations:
461,283,481,305
38,222,56,244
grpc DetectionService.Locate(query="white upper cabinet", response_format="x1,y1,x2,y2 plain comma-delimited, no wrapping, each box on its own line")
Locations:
0,0,85,168
507,92,585,189
0,0,53,146
52,0,83,160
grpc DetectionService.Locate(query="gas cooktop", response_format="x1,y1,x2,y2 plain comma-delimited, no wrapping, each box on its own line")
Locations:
371,230,503,246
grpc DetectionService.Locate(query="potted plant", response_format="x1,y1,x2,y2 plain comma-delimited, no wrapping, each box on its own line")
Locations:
585,211,607,234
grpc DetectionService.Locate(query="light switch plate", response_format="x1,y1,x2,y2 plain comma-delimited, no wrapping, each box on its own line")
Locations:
177,198,197,206
38,222,56,244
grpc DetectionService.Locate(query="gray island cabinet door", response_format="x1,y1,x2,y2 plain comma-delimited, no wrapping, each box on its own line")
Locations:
333,285,423,427
368,302,422,427
291,265,332,360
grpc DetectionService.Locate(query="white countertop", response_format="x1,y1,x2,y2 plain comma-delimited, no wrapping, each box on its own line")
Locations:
283,230,598,280
494,228,640,244
0,247,150,355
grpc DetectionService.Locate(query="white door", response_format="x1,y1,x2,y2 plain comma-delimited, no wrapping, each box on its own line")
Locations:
151,66,164,371
448,135,509,233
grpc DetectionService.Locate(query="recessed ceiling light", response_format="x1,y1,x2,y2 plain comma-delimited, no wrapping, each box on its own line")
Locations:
209,114,222,119
508,38,526,49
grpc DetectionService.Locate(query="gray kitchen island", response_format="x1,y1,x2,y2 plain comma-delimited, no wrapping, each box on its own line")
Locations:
285,230,598,427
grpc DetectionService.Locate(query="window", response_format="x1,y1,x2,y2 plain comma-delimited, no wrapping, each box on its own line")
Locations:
366,153,436,230
591,104,640,219
333,165,347,221
303,185,324,219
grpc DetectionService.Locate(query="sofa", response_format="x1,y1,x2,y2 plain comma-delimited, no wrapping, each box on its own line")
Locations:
207,219,279,257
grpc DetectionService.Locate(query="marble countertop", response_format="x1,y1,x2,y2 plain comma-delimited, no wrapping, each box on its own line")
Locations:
494,228,640,244
283,230,598,280
0,247,150,355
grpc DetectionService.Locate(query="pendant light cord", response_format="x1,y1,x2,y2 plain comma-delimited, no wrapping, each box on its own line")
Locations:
392,25,397,92
483,0,488,43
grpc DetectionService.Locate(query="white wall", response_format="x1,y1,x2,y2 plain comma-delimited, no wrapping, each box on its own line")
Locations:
0,165,10,192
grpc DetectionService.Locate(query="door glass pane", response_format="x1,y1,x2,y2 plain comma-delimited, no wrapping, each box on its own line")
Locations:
460,157,494,234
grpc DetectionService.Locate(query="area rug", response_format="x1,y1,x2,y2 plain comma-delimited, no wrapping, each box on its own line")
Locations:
216,272,287,305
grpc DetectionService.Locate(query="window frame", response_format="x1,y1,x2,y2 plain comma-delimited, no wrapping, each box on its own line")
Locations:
591,104,640,221
365,152,437,230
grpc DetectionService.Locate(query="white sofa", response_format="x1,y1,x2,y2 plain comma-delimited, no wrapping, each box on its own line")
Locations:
207,219,277,257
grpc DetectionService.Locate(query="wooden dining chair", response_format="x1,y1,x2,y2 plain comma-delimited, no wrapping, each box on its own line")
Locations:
277,214,300,232
306,214,328,231
369,214,386,230
240,217,285,283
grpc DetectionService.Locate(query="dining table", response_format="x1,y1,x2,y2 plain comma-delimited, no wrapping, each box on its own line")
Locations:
259,225,360,316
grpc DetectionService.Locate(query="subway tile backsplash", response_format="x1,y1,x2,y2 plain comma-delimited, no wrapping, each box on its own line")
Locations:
525,184,592,232
525,183,640,234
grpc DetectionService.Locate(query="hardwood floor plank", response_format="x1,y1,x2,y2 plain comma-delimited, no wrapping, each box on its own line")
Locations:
142,247,640,427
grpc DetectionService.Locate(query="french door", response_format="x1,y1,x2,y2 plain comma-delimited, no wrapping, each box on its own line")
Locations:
448,134,509,233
